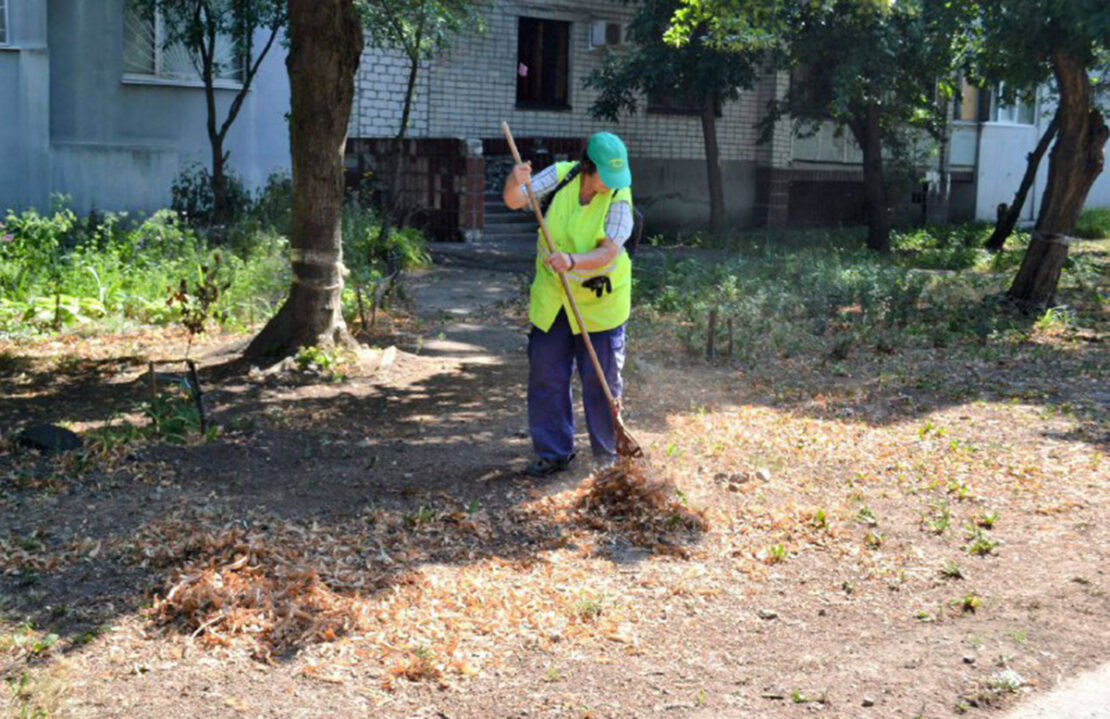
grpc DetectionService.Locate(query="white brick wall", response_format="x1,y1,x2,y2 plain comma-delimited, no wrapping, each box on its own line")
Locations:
350,46,431,138
352,0,774,163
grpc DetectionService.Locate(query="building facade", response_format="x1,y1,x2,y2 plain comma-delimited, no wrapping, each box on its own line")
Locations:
348,0,1110,240
0,0,290,215
347,0,793,240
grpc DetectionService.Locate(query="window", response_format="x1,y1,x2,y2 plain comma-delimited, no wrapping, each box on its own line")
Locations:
123,1,244,84
0,0,8,45
516,17,570,110
953,77,984,122
990,85,1035,125
791,121,863,164
647,87,721,117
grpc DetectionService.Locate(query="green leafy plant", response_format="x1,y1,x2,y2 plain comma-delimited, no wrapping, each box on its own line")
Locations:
167,254,229,356
965,528,999,557
940,560,965,580
953,592,981,614
572,594,605,621
294,345,352,382
976,510,999,529
923,500,951,535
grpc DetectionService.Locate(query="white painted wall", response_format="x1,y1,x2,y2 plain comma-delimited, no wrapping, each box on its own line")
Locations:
975,122,1040,222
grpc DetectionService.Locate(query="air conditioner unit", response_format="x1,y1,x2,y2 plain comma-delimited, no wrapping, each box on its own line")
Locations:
589,21,623,50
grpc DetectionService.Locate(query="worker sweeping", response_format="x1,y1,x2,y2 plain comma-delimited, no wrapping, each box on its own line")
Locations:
501,124,643,477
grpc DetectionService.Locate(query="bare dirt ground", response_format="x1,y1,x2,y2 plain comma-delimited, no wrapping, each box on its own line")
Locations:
1,250,1108,718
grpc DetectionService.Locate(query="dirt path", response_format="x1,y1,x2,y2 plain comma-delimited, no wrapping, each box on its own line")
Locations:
2,244,1109,718
1001,662,1110,718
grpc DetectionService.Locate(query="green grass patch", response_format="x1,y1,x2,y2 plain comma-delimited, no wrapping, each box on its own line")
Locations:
1075,207,1110,240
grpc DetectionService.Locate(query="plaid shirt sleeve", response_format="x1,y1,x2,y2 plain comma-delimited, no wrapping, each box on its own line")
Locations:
519,165,559,202
604,200,633,249
523,166,633,250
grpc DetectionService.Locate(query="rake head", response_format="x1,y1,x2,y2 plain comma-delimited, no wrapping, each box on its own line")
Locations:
613,409,644,459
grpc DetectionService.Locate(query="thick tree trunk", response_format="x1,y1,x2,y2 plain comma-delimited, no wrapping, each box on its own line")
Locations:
245,0,363,360
853,106,891,253
986,108,1060,252
700,94,726,234
1009,51,1108,304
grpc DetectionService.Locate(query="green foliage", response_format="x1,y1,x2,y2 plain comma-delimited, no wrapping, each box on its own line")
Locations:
632,222,1097,361
294,345,352,382
94,384,206,446
0,189,431,339
586,0,757,122
358,0,485,137
359,0,484,63
1075,207,1110,240
341,202,430,321
250,170,294,236
171,163,252,228
167,254,230,354
969,0,1110,101
940,560,965,580
965,528,999,556
144,387,204,443
0,200,289,336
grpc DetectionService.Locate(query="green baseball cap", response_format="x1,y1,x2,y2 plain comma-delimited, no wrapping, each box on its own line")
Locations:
587,132,632,190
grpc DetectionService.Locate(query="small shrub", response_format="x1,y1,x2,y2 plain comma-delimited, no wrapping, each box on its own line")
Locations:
171,162,251,228
940,560,965,580
251,170,293,235
965,528,999,556
1074,207,1110,240
572,594,605,621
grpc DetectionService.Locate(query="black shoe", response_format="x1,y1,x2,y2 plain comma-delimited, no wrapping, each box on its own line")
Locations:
525,453,575,477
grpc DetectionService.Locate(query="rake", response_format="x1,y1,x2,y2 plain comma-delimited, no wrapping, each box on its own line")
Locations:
501,121,643,459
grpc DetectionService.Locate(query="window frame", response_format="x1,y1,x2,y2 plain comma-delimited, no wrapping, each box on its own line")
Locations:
646,87,722,118
0,0,10,47
122,3,246,90
989,84,1036,126
515,16,572,112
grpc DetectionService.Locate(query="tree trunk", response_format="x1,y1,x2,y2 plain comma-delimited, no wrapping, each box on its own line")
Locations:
985,108,1060,252
1009,51,1108,304
852,106,891,253
245,0,363,360
700,93,726,234
210,134,229,228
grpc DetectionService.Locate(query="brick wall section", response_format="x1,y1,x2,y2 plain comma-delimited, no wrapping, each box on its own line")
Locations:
346,138,481,241
351,0,772,163
350,47,431,139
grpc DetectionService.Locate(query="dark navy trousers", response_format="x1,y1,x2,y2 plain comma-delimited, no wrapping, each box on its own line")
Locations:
528,309,626,461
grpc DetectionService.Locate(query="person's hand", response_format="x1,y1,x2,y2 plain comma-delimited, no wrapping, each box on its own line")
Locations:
545,252,574,273
511,161,532,188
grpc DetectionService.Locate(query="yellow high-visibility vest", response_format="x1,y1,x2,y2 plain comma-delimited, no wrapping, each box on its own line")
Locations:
529,162,633,334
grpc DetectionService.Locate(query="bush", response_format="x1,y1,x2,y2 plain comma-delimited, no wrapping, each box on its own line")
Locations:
251,170,293,236
633,224,1048,361
1074,207,1110,240
0,199,289,335
171,162,252,228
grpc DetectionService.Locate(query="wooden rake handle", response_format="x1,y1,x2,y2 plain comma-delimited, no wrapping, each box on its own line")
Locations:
500,121,620,414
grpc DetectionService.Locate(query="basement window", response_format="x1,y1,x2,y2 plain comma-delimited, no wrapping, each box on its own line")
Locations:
516,17,571,111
